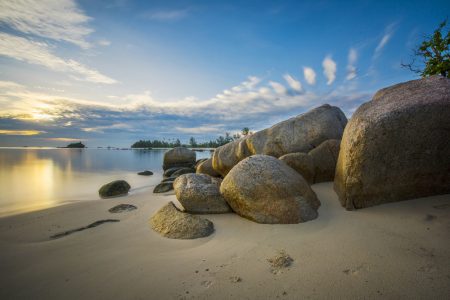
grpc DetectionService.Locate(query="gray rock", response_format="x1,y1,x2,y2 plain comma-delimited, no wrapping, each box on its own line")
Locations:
220,155,320,224
174,174,231,213
138,170,153,176
170,167,195,178
109,204,137,213
309,139,340,183
153,182,174,193
99,180,131,198
212,104,347,176
163,147,196,170
164,167,182,177
196,158,221,177
279,152,315,184
334,76,450,210
150,202,214,239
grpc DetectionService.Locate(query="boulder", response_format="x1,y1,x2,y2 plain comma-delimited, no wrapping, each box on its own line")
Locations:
279,152,315,184
170,167,195,178
153,182,174,193
195,158,208,168
334,76,450,210
212,104,347,176
174,174,231,213
163,147,196,170
196,158,221,177
164,167,182,177
309,139,340,183
150,202,214,239
137,170,153,176
99,180,131,198
220,155,320,224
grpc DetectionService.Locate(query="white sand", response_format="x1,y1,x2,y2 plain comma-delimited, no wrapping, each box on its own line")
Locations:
0,180,449,299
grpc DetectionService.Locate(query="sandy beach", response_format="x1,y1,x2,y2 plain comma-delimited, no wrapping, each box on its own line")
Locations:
1,177,449,300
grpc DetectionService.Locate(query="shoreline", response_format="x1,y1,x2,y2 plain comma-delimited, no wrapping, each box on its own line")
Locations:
1,182,449,299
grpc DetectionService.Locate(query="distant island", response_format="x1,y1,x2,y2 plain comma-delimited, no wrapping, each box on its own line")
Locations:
131,129,253,149
66,142,85,148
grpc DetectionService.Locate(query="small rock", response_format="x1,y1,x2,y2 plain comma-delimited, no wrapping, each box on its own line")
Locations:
108,204,137,213
137,170,153,176
153,182,174,193
171,167,195,178
99,180,131,198
229,276,242,283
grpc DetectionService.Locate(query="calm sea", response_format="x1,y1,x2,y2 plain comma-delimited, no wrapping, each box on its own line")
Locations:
0,148,212,217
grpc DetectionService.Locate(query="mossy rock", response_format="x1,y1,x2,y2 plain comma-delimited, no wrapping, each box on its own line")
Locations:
99,180,131,198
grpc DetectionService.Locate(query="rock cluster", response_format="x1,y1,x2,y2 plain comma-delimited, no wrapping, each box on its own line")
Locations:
212,104,347,177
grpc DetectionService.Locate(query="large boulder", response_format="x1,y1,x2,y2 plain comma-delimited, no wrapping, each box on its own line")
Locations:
196,158,221,177
309,139,340,183
99,180,131,198
212,104,347,176
334,76,450,210
150,202,214,239
163,147,196,171
220,155,320,224
174,174,231,214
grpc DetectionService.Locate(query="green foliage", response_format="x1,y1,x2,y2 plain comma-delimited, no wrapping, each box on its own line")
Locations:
242,127,250,136
403,20,450,77
66,142,85,148
131,132,238,149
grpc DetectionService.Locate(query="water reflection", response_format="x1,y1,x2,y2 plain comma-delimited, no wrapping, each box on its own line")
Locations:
0,148,212,216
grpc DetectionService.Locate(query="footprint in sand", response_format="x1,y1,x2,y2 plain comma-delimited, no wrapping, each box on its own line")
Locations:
343,264,369,276
200,280,212,288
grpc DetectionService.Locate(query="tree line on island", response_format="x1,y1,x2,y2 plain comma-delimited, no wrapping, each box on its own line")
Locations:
131,127,252,149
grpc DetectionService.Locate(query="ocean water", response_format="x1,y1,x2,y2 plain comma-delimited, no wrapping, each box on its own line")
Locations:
0,148,212,217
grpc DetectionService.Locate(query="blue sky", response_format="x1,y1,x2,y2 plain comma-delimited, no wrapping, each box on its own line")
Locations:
0,0,448,147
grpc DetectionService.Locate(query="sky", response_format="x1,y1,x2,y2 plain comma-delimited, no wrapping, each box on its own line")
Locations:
0,0,448,147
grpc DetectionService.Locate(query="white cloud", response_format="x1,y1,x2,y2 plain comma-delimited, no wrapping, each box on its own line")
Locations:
374,23,397,59
175,125,224,134
283,74,302,92
322,56,337,85
303,67,316,85
0,0,93,49
0,33,117,84
269,81,287,95
97,39,111,46
375,34,391,56
141,9,190,21
346,48,358,80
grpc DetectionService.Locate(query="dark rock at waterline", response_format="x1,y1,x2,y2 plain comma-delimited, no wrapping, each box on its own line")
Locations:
153,182,174,193
99,180,131,198
171,167,195,178
137,170,153,176
109,204,137,213
164,167,182,177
